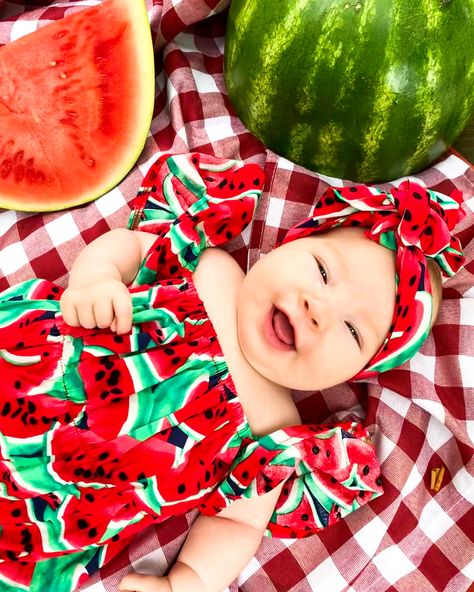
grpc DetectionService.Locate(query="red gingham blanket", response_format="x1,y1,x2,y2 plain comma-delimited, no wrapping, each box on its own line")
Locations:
1,2,473,591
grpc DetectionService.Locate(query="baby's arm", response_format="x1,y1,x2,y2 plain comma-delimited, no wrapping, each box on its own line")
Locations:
60,229,157,334
119,483,284,592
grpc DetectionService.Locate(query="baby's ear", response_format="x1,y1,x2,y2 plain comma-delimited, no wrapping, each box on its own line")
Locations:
428,258,443,326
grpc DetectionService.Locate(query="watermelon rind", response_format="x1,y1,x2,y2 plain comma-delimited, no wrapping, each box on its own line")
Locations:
224,0,474,182
0,0,155,211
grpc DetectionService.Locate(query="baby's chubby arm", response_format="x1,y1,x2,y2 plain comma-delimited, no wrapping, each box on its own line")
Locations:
60,229,157,334
119,483,285,592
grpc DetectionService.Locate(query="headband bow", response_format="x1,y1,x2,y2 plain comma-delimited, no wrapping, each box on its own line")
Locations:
282,180,465,378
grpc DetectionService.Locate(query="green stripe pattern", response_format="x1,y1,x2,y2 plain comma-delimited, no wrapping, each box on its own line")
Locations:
224,0,474,181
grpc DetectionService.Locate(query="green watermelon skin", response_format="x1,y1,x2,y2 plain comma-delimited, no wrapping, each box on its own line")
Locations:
224,0,474,182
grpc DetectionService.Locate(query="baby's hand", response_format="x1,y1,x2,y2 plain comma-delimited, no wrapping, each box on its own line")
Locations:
60,278,132,335
119,573,172,592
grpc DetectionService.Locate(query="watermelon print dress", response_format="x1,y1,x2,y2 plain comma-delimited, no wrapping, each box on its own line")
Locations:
0,153,383,592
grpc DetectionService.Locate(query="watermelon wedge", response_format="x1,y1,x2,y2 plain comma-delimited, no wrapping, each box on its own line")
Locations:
0,0,155,212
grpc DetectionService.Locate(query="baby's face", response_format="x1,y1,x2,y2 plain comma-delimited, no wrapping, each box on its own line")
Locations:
237,226,397,390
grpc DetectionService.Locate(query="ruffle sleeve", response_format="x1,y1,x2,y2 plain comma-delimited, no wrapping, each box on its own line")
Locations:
202,421,383,539
127,152,265,286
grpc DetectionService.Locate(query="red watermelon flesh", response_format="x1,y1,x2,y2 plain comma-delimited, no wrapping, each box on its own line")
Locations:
0,0,154,212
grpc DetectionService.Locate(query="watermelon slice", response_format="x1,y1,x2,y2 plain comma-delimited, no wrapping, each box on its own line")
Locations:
0,0,155,211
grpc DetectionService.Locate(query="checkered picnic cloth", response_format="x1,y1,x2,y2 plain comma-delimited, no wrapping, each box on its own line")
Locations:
1,2,473,591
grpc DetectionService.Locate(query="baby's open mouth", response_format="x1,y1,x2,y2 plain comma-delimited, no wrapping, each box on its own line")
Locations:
272,307,295,348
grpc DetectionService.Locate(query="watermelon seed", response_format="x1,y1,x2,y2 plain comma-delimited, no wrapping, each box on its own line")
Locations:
53,30,68,40
13,150,24,163
0,139,14,157
14,165,25,183
49,61,57,67
59,72,68,79
0,160,12,179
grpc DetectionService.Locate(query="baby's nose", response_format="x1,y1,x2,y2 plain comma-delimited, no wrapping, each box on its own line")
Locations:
303,294,331,329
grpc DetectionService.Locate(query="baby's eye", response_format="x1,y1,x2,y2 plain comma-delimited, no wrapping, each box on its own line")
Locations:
315,259,328,284
345,321,361,347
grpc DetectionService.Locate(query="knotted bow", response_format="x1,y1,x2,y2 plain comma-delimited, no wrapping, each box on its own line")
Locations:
283,180,465,378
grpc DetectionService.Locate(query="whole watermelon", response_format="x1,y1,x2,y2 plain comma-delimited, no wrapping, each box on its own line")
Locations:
224,0,474,182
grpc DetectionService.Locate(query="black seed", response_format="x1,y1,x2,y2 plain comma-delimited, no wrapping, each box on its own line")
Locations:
376,476,383,486
85,494,95,502
326,450,331,457
78,519,89,529
301,513,309,521
118,472,128,481
312,446,320,454
14,381,21,389
363,465,370,475
169,265,178,274
204,409,213,419
424,226,433,236
12,508,21,517
178,483,186,494
107,370,120,386
95,370,106,381
404,209,412,222
1,402,11,416
88,528,98,538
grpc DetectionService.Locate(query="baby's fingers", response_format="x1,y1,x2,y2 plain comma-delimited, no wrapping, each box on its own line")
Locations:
93,298,115,329
59,292,80,327
119,573,171,592
112,290,133,335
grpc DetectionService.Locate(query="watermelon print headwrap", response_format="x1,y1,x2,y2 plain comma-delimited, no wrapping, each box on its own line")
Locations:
282,180,465,379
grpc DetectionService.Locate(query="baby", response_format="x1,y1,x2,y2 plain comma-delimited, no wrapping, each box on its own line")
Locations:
0,153,464,592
